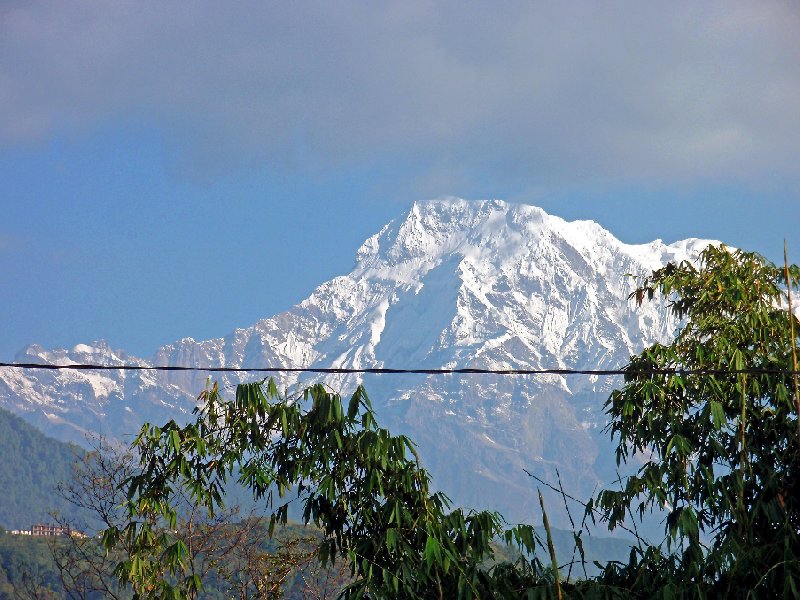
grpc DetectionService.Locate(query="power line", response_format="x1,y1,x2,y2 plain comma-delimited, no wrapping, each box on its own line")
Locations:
0,361,799,376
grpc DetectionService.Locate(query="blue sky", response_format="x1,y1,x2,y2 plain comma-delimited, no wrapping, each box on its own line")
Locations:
1,1,798,361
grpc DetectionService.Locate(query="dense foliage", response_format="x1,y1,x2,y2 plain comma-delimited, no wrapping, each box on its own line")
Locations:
105,381,554,598
592,245,800,597
0,407,87,530
0,531,62,599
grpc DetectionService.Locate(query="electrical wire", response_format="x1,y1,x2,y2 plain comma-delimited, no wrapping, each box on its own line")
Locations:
0,361,799,376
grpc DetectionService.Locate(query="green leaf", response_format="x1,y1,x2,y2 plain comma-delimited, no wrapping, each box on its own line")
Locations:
423,536,442,567
709,400,726,430
169,429,181,452
280,408,288,437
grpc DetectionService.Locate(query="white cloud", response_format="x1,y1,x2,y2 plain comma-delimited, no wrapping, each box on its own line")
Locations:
1,1,798,188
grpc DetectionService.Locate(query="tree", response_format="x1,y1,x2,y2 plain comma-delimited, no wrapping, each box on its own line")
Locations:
48,438,136,600
594,245,800,597
103,382,547,599
52,438,335,600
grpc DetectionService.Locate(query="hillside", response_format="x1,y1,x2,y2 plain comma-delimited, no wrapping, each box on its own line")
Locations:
0,407,86,530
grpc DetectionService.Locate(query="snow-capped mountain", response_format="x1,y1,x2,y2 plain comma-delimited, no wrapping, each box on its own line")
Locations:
0,198,712,523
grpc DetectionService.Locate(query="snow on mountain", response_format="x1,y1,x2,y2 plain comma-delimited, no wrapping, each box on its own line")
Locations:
0,198,714,523
0,340,197,443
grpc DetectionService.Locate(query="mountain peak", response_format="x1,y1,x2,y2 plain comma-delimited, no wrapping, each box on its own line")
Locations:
356,198,552,270
1,198,719,524
352,197,693,288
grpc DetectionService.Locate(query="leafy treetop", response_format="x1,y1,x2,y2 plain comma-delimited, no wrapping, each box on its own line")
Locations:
596,245,800,597
106,381,547,599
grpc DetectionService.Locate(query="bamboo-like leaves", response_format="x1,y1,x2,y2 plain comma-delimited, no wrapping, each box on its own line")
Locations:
107,379,534,599
597,245,800,594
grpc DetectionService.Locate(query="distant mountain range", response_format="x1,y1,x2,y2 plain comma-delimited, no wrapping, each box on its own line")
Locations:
0,198,713,525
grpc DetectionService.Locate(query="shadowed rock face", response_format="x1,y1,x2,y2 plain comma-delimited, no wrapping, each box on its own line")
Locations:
0,198,713,525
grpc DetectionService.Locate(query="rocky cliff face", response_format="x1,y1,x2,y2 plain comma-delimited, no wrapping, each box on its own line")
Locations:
0,198,712,523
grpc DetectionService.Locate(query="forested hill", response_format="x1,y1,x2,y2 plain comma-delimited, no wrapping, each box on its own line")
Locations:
0,407,86,530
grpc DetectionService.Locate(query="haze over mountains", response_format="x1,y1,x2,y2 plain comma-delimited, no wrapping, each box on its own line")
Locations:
0,198,713,524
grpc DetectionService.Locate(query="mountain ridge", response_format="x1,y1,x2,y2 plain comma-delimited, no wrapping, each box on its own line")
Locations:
0,198,715,524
